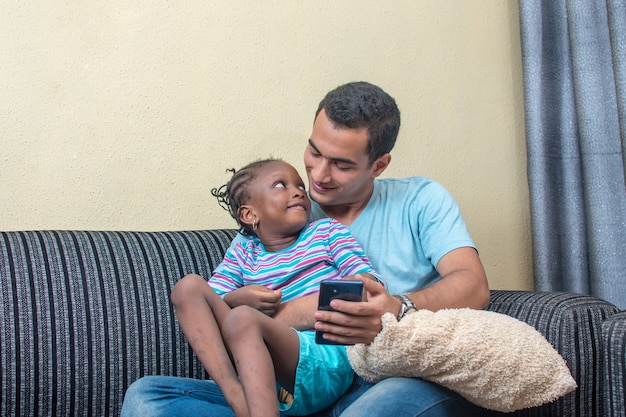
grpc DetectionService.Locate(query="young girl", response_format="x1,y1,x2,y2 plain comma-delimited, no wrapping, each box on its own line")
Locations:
170,158,383,417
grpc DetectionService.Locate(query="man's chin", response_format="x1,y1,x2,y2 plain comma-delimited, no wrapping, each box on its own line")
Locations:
309,190,333,205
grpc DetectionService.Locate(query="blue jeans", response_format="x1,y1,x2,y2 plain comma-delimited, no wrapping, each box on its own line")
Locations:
121,375,482,417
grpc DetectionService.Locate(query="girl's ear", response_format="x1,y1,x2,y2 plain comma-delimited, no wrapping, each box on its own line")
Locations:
239,205,257,228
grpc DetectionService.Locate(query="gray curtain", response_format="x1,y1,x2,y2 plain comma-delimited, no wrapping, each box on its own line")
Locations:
519,0,626,310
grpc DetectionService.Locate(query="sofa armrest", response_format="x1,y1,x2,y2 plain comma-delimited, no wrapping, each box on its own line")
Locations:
602,311,626,417
486,290,619,417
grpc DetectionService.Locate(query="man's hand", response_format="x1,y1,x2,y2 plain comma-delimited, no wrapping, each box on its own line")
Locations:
313,277,399,345
223,285,282,316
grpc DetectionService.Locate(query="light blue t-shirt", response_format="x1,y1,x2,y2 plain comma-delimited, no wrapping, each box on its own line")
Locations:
310,177,476,295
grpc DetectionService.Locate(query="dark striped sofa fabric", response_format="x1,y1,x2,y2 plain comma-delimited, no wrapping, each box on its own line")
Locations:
0,229,237,417
602,311,626,417
486,291,620,417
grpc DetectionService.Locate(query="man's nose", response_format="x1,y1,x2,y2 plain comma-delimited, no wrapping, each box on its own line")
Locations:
311,159,331,182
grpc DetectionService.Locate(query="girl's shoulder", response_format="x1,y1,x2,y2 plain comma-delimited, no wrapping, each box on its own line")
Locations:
304,217,346,234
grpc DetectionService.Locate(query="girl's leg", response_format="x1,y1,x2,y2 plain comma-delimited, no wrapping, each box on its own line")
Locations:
170,274,249,417
222,305,301,417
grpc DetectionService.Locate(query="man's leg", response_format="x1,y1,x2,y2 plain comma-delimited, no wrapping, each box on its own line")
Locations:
306,376,373,417
339,377,482,417
120,375,235,417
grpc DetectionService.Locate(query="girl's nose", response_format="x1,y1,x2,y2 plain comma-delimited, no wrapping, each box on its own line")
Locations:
292,187,305,198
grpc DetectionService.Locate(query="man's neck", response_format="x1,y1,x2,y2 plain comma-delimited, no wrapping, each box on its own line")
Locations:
319,187,374,226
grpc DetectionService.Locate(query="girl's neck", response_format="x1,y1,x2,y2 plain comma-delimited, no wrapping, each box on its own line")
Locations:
258,233,300,252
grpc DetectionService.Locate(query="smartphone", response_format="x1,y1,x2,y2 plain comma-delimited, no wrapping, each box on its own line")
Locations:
315,279,364,345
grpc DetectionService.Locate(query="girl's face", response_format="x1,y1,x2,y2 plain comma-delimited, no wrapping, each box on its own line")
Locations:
244,160,311,242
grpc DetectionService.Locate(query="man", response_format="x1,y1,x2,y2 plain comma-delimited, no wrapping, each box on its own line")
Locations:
121,81,490,416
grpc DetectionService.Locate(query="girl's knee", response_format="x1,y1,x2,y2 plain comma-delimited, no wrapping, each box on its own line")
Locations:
222,305,261,339
170,274,208,307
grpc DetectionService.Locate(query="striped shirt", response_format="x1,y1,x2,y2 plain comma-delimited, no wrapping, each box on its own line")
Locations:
209,218,382,302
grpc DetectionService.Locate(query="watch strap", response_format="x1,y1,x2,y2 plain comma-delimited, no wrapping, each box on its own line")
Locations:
394,294,417,319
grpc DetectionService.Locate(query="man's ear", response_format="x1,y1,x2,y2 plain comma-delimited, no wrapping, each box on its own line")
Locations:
239,205,257,228
371,153,391,178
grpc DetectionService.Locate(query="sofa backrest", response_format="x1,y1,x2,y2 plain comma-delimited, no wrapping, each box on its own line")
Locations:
0,229,237,417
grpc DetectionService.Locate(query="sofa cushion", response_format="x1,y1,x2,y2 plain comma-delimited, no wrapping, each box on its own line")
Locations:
0,229,237,417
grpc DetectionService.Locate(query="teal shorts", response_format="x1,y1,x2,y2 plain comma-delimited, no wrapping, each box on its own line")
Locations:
278,330,354,415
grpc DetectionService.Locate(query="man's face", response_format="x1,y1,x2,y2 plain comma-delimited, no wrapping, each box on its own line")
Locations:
304,109,385,209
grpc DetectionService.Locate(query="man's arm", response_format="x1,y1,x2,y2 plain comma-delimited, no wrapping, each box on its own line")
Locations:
313,247,490,345
407,247,490,311
272,293,319,330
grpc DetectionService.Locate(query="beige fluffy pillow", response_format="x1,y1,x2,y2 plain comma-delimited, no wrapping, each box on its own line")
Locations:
347,309,577,412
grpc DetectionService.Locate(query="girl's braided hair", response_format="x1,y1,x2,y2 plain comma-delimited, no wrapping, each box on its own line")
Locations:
211,158,281,237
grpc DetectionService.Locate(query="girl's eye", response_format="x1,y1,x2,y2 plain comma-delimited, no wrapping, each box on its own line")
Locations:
274,181,286,188
298,185,306,191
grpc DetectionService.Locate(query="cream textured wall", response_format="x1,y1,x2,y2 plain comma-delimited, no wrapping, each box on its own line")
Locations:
0,1,532,290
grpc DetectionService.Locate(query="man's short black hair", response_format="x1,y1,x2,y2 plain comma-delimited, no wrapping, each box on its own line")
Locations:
316,81,401,165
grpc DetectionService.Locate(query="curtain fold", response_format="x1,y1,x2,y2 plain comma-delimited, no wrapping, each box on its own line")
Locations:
519,0,626,309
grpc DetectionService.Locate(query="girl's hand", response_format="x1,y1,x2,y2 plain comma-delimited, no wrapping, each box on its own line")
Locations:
224,285,283,316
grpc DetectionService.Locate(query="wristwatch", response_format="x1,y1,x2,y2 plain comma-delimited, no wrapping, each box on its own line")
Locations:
394,294,417,320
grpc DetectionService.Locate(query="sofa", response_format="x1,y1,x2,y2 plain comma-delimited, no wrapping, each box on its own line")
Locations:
0,229,624,417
